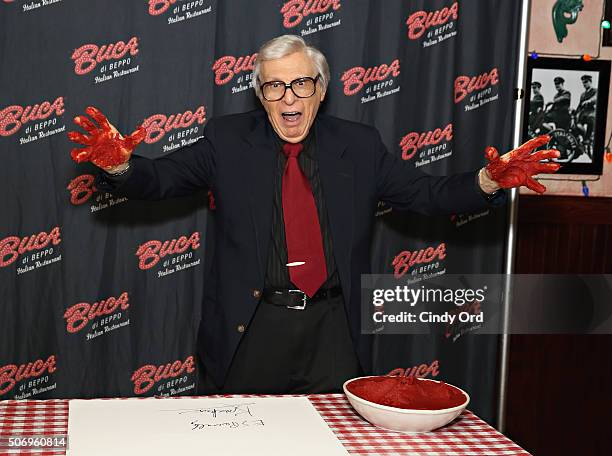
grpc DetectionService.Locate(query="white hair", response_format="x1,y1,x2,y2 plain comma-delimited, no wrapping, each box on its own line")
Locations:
252,35,330,99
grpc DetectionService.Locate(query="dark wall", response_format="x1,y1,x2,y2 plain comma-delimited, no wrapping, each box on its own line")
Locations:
507,195,612,456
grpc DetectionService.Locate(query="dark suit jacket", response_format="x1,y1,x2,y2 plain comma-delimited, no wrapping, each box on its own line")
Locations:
97,109,502,387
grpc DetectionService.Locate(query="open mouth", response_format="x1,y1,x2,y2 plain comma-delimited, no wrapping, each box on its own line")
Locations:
281,111,302,123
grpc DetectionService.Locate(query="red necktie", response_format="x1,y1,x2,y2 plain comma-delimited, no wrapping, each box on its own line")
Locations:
282,142,327,297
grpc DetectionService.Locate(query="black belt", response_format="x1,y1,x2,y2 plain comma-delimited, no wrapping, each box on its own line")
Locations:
263,287,343,310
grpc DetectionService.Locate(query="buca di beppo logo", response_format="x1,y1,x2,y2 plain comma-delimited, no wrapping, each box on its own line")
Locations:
212,54,257,86
67,174,97,205
147,0,212,23
454,67,499,105
67,174,128,213
136,232,200,270
71,37,139,75
131,356,195,395
400,123,453,161
341,59,400,97
2,0,62,12
0,227,61,268
0,97,64,137
148,0,178,15
406,2,458,40
0,355,56,396
64,292,129,334
281,0,341,28
142,105,206,144
387,360,440,379
392,243,446,278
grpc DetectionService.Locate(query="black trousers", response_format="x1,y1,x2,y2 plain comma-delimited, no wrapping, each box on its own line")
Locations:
198,293,362,394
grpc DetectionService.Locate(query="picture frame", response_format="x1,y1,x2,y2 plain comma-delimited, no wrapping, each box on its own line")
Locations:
522,57,610,175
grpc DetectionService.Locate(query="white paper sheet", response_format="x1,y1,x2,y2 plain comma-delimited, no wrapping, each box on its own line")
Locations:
67,396,349,456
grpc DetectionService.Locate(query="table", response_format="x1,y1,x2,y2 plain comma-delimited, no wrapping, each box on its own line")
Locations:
0,394,530,455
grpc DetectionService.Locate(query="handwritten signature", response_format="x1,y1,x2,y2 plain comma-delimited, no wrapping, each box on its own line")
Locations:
190,419,265,430
161,402,255,419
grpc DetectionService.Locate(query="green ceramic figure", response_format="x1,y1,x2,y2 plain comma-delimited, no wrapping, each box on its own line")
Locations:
552,0,584,43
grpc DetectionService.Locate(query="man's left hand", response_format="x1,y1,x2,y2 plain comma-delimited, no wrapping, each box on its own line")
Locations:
481,135,561,194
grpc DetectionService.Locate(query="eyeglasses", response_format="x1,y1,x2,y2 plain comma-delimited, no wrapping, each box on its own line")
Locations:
260,75,320,101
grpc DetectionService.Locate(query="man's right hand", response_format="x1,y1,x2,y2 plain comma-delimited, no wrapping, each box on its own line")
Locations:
67,106,146,172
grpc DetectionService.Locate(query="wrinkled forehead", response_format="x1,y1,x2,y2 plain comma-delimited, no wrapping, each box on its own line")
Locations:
259,52,317,82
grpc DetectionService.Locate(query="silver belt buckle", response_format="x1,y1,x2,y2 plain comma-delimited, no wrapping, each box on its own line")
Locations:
287,289,307,310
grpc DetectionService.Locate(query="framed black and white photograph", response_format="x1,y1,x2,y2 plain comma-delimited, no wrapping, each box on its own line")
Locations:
523,57,610,175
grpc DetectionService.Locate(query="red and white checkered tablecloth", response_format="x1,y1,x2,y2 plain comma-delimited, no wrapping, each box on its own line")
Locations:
0,393,530,455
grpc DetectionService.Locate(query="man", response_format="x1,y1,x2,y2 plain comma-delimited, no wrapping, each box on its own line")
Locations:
68,35,559,394
530,81,544,114
529,81,545,134
576,74,597,142
544,76,571,130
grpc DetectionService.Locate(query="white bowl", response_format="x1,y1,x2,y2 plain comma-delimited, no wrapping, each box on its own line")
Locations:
343,376,470,433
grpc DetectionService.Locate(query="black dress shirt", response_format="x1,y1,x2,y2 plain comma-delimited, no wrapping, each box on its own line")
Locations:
264,129,340,290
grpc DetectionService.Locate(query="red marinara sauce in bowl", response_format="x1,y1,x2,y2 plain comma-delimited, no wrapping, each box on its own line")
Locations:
343,376,470,433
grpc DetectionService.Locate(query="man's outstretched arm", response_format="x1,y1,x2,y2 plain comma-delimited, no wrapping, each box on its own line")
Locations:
68,106,217,200
375,131,560,215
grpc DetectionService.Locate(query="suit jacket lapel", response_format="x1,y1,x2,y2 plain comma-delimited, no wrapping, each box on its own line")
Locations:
243,113,276,282
315,116,354,302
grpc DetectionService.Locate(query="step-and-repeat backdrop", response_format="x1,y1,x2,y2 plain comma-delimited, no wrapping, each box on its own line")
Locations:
0,0,521,423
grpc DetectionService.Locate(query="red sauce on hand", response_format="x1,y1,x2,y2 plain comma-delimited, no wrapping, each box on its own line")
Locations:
68,106,145,169
346,376,466,410
484,134,560,194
